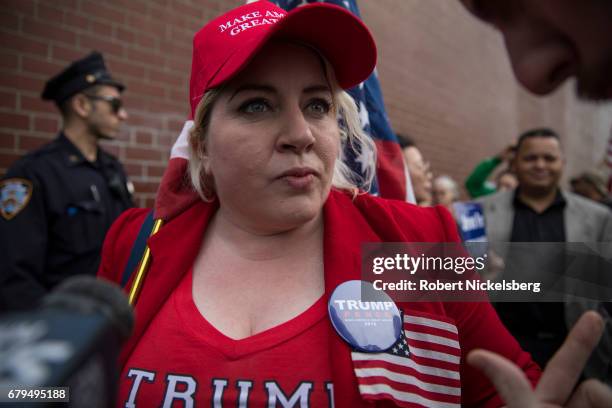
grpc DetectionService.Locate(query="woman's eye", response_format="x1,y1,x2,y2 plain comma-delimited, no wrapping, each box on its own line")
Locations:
239,99,270,114
307,99,331,115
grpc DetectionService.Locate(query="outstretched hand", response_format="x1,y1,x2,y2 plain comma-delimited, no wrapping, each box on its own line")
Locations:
468,311,612,407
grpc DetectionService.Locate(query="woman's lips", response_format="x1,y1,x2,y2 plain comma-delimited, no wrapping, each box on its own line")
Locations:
278,167,318,189
281,174,315,189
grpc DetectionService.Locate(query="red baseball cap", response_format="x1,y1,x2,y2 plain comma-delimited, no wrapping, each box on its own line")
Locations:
189,0,377,117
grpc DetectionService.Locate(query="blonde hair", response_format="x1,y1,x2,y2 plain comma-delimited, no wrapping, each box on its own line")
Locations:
188,75,376,201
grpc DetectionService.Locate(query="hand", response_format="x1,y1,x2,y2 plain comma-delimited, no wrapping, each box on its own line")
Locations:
498,145,516,162
468,311,612,407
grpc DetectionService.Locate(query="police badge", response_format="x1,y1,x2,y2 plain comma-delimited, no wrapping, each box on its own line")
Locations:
0,178,33,220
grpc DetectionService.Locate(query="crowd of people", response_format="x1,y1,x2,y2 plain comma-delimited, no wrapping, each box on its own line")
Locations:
403,130,611,218
1,0,611,406
401,124,612,390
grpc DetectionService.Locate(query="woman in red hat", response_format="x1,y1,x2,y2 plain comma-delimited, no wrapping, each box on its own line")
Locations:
99,2,609,407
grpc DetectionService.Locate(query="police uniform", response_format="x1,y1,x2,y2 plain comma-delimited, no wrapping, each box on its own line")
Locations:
0,52,134,312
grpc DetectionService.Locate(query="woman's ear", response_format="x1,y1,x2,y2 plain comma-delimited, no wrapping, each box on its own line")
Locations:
201,153,211,175
194,132,212,178
201,155,216,200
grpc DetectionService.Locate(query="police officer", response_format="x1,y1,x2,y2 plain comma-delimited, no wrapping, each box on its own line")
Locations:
0,51,134,312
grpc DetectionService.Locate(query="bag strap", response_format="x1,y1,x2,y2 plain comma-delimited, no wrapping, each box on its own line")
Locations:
121,210,155,288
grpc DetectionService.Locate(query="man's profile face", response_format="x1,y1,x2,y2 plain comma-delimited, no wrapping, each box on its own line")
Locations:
513,136,564,192
84,85,128,140
459,0,612,101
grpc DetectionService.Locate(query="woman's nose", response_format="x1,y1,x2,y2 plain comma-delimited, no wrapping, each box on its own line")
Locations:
276,108,315,154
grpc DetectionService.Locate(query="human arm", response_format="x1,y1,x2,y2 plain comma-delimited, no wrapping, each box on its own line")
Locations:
436,206,612,407
0,164,49,311
466,145,515,199
433,205,541,406
442,300,540,407
465,157,502,198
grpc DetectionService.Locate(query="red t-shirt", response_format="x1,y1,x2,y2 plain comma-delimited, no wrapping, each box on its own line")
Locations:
118,269,342,407
102,193,541,407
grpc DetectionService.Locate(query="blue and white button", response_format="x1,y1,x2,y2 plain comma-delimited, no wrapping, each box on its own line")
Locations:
328,280,402,352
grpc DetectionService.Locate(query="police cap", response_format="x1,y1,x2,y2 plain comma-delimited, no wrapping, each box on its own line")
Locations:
41,51,125,105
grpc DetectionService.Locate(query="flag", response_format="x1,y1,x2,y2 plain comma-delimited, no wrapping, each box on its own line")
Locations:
154,120,197,220
268,0,412,201
351,312,461,407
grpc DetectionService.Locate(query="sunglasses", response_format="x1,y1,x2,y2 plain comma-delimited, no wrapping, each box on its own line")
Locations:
83,94,124,114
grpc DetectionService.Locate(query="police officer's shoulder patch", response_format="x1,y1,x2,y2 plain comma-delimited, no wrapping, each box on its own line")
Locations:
0,178,33,220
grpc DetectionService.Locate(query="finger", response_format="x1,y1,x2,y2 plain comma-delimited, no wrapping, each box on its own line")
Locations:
536,311,604,404
467,349,537,408
566,379,612,408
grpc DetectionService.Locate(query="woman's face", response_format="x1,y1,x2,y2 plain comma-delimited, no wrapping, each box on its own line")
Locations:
205,42,340,233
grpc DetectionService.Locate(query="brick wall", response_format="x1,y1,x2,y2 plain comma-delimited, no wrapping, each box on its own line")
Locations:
0,0,241,207
1,0,610,206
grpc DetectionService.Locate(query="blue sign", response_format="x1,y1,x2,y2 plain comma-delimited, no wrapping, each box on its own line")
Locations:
328,280,402,352
453,201,487,242
453,201,488,258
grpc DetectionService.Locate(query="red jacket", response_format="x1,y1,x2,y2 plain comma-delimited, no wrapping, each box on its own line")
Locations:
99,189,540,407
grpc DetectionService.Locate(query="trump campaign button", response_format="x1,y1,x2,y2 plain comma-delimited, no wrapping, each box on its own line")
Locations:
328,280,402,352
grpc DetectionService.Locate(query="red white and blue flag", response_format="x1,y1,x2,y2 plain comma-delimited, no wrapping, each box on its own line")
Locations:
352,312,461,407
